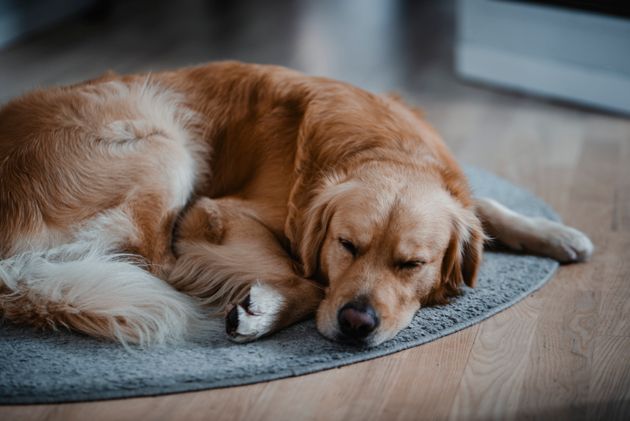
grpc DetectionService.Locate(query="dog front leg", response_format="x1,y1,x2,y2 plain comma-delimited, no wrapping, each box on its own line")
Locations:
225,277,324,343
170,196,325,342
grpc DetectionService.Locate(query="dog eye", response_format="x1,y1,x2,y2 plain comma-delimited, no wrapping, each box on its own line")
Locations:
397,260,425,270
338,238,358,256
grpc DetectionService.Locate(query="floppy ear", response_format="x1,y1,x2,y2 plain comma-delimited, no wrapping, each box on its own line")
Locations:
297,192,335,278
286,177,353,279
458,209,485,288
430,208,485,304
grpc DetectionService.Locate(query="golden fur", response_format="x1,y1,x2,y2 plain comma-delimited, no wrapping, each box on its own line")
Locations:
0,61,593,346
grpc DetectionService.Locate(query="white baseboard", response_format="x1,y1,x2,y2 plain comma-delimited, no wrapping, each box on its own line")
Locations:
456,43,630,114
456,0,630,115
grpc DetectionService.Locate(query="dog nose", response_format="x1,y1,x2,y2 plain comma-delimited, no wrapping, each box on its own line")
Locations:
338,299,379,340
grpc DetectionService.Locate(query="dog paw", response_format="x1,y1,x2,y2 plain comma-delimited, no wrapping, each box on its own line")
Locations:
225,282,285,343
536,219,594,263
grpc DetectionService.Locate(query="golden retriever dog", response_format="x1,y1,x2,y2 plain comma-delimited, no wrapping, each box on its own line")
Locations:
0,61,593,346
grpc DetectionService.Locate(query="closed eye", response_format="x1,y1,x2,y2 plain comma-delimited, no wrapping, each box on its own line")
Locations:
338,237,358,257
397,260,425,270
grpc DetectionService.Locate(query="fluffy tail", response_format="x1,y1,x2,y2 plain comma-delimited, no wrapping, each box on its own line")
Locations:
0,241,206,346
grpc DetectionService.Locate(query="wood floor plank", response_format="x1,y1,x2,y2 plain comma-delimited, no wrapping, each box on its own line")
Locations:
613,127,630,233
587,336,630,420
515,279,599,421
592,231,630,337
448,293,545,420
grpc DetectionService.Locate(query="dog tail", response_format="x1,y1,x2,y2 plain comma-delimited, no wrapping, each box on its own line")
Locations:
0,241,206,346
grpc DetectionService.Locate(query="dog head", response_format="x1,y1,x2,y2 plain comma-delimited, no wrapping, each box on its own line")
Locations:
293,163,484,346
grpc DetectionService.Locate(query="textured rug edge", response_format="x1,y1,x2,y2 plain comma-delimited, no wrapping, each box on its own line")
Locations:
1,259,558,405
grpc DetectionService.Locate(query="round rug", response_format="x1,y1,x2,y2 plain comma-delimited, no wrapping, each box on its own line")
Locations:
0,166,559,404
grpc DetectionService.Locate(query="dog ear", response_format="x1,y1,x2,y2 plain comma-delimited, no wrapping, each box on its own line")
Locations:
429,208,485,304
458,208,485,288
297,192,335,278
286,176,353,279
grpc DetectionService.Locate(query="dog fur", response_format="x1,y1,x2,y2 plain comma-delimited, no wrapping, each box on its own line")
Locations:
0,61,593,346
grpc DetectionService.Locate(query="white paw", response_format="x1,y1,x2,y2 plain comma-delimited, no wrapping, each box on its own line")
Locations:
535,219,594,263
225,282,285,343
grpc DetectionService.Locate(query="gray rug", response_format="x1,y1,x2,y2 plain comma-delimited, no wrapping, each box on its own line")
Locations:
0,166,559,404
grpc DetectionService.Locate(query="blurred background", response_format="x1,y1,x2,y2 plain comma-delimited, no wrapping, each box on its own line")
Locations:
1,0,629,116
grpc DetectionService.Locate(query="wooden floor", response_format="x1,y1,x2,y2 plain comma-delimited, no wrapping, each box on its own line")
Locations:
1,1,628,420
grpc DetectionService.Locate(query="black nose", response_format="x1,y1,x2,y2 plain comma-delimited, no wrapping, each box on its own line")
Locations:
337,299,379,340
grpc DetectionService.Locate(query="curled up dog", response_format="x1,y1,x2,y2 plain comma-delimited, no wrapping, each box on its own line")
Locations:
0,61,593,347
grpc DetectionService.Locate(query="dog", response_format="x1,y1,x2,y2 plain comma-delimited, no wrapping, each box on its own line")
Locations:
0,61,593,347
